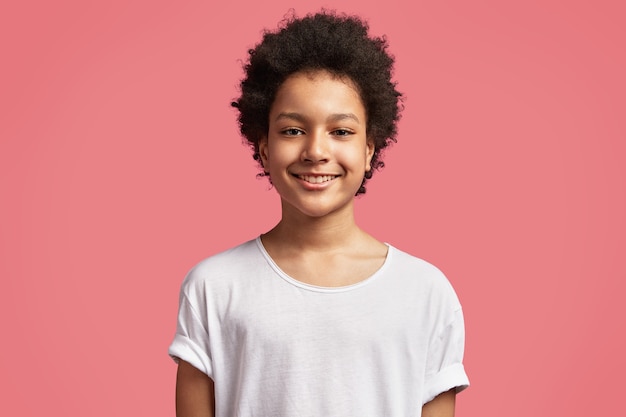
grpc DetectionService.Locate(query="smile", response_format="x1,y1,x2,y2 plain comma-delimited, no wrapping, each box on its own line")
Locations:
296,174,339,184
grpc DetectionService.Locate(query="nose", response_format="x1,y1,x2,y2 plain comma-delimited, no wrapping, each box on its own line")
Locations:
301,129,330,163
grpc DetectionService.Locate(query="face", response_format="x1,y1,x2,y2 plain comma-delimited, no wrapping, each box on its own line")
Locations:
259,70,374,219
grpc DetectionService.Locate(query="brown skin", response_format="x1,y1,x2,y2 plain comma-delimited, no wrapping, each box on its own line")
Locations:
422,389,456,417
257,70,387,288
175,360,214,417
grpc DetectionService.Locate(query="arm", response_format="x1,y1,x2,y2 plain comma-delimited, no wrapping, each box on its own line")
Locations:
175,359,215,417
421,389,456,417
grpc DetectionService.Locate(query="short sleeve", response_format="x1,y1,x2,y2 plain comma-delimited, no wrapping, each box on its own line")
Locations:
168,279,214,378
422,307,469,404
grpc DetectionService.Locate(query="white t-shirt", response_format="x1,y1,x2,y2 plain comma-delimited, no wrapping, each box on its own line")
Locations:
169,237,469,417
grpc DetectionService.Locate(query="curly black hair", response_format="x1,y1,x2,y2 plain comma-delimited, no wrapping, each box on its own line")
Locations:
231,11,403,195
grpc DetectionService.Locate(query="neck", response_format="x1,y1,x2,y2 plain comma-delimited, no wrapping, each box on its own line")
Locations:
265,200,363,252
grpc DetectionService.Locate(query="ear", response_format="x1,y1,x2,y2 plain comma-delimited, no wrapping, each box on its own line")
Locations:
365,140,375,172
259,136,270,171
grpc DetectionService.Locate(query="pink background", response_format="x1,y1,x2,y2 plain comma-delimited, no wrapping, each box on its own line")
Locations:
1,0,624,415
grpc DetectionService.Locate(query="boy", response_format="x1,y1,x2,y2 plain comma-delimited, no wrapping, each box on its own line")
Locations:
169,11,469,417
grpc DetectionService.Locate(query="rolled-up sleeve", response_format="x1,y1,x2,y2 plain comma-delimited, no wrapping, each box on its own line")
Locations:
422,307,469,404
168,285,213,378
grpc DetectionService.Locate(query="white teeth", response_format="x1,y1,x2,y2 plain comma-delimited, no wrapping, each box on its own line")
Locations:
298,175,336,184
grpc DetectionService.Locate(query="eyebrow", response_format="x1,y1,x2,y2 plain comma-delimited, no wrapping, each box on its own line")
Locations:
274,112,361,124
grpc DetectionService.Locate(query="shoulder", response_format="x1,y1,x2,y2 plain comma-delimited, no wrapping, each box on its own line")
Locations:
385,245,462,309
180,238,262,293
387,246,451,286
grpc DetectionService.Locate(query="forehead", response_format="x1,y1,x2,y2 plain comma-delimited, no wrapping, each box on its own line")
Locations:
271,70,365,116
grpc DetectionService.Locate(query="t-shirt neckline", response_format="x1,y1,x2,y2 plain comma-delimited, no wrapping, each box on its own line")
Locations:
254,236,393,293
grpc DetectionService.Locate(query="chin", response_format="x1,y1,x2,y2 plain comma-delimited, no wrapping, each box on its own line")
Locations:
284,198,355,219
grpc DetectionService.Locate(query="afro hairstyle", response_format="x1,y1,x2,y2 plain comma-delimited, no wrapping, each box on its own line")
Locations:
232,10,403,195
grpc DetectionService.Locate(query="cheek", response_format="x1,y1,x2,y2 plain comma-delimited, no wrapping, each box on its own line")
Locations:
265,144,296,172
338,147,370,171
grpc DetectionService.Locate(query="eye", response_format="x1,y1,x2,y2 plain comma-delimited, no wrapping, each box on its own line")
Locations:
332,129,353,137
281,128,304,136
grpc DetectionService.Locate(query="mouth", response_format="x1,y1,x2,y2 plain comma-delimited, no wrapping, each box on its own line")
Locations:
294,174,339,184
